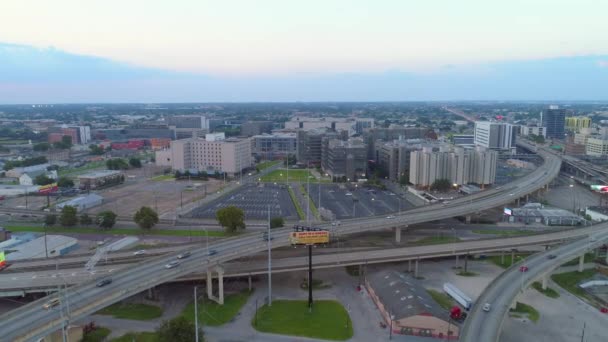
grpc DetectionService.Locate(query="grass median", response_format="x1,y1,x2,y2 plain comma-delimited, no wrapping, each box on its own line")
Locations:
253,300,353,340
509,302,540,323
111,332,158,342
531,282,560,298
426,289,455,310
97,303,162,320
182,289,253,326
487,253,533,269
551,269,596,301
261,169,314,183
82,327,111,342
256,160,281,171
287,187,305,220
409,236,460,246
5,224,229,237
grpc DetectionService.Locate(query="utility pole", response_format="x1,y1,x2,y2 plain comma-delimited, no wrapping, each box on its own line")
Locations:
267,205,272,306
308,244,313,312
307,162,310,226
194,286,199,342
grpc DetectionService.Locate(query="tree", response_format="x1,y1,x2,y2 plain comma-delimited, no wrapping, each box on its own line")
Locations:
399,173,409,186
97,211,117,230
33,142,50,151
430,178,452,192
156,316,203,342
44,214,57,226
59,205,78,226
133,206,159,231
53,135,73,149
80,213,93,225
34,174,55,185
129,157,142,168
106,158,129,170
216,206,245,233
57,177,74,188
270,217,284,229
89,144,105,155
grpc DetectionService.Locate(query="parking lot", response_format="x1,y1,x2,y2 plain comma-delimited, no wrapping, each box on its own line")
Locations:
188,183,299,220
308,184,414,219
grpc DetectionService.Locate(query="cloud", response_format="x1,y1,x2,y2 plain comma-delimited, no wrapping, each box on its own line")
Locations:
599,60,608,68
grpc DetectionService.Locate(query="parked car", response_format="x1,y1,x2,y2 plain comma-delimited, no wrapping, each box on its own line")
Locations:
386,215,395,219
164,261,180,269
96,278,112,287
177,251,191,259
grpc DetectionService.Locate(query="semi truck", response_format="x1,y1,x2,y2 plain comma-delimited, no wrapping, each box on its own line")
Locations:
443,282,472,310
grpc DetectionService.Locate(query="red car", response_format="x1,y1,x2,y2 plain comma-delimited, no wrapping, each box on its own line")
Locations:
519,265,529,272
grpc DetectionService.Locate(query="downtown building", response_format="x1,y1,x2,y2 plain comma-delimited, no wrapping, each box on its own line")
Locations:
374,138,427,182
165,115,209,139
541,105,567,139
48,125,91,145
155,133,251,177
409,146,497,188
321,138,367,181
251,133,297,159
474,121,516,151
364,126,432,159
565,116,591,133
285,116,374,136
296,128,346,166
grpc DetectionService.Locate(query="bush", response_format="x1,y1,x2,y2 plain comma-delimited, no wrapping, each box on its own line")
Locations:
270,217,284,228
59,205,78,226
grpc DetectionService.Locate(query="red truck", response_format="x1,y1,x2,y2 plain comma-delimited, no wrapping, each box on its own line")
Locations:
450,306,467,322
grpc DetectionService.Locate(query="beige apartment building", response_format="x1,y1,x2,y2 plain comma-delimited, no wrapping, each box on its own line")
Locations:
155,133,252,176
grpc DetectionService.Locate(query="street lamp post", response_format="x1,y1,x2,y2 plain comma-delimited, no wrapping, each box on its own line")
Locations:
194,286,200,342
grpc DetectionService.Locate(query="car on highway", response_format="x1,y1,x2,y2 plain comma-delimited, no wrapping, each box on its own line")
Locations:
133,250,146,256
164,260,180,269
177,251,191,259
386,215,395,219
519,265,529,272
345,192,352,196
262,232,274,241
590,236,597,242
547,254,557,259
42,298,60,310
482,303,491,312
207,250,218,256
96,278,112,287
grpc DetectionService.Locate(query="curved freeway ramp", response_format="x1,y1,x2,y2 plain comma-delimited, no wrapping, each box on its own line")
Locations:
0,147,562,341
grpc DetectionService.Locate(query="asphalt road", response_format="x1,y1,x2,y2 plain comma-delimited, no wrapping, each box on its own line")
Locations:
0,143,563,341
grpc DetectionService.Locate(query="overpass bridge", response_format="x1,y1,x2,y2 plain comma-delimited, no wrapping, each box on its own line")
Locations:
0,145,562,341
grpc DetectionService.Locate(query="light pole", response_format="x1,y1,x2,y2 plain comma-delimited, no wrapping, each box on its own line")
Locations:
389,313,395,340
194,286,200,342
371,197,375,216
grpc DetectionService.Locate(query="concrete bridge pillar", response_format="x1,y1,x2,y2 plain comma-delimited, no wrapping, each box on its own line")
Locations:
394,227,401,243
465,215,471,224
217,266,224,305
605,252,608,265
511,250,515,266
516,198,521,207
501,251,505,265
248,275,252,291
579,254,585,273
414,259,419,278
206,270,213,299
455,255,459,268
542,275,548,290
408,259,412,273
511,301,517,310
526,194,529,203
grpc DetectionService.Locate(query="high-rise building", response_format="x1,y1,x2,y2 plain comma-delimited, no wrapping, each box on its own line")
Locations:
241,121,273,137
519,126,547,138
296,128,344,166
565,116,591,132
541,105,566,139
375,139,425,182
363,127,431,158
409,146,497,188
321,138,367,181
155,133,251,176
474,122,516,151
165,115,209,129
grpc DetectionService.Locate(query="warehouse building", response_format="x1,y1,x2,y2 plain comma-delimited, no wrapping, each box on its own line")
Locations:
366,270,458,340
56,194,104,211
78,170,124,190
504,205,583,226
6,235,78,260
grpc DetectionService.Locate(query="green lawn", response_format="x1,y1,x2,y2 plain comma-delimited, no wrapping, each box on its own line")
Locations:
182,289,253,326
456,271,478,277
562,252,596,266
551,269,596,301
150,174,175,181
288,187,305,220
5,224,228,237
299,184,320,219
531,282,560,298
82,327,111,342
509,302,540,323
111,332,158,342
261,169,315,183
256,160,281,171
472,229,535,237
487,253,532,269
253,300,353,341
409,236,460,246
426,289,456,310
97,303,162,320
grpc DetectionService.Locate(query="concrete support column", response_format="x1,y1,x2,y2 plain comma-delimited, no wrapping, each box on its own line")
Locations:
526,194,529,203
542,275,548,290
248,275,252,291
500,251,505,265
414,259,419,278
511,301,517,310
517,198,521,207
578,254,585,273
394,227,401,243
465,215,471,224
408,259,412,273
217,267,224,305
206,270,213,299
596,248,600,258
605,252,608,265
511,250,515,266
455,255,459,268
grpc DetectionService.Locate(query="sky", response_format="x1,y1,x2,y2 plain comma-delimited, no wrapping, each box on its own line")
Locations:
0,0,607,103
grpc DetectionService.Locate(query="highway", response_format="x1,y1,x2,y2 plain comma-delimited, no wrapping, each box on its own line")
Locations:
460,226,608,342
3,222,608,293
0,145,561,341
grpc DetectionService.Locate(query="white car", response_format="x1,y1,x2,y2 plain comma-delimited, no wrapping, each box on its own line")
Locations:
483,303,491,312
165,261,180,269
133,250,146,256
345,192,353,196
386,215,395,219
